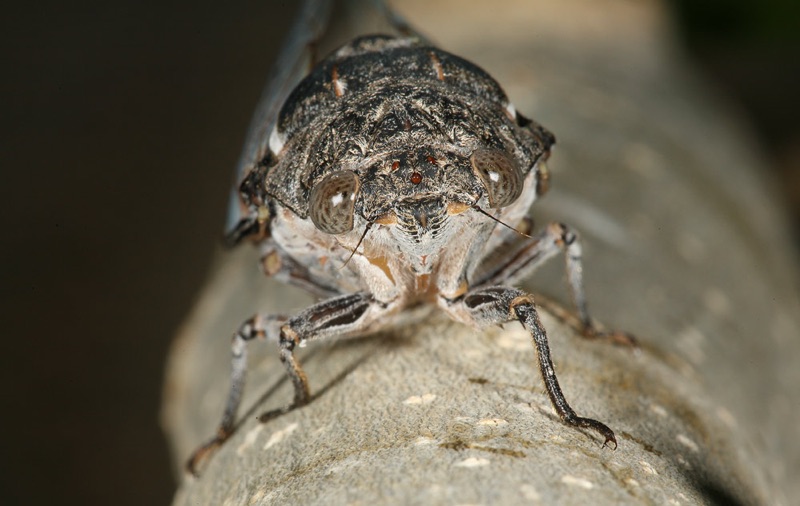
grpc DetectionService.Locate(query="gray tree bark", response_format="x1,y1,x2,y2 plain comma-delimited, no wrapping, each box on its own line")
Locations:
162,1,800,504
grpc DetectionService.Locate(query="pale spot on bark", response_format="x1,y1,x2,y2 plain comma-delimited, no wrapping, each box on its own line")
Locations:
561,475,594,489
237,424,263,456
404,393,437,405
263,422,299,450
676,433,699,453
454,457,490,468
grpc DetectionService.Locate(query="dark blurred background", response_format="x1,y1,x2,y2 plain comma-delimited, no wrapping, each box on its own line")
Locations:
672,0,800,227
0,1,797,505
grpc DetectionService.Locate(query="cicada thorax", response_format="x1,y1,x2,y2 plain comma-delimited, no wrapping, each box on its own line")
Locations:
240,31,544,272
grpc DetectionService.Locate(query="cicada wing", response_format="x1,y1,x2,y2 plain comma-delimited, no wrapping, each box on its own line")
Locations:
224,0,429,242
225,0,334,236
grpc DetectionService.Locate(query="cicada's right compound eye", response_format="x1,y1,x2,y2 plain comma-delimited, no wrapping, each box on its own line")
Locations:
309,170,360,234
470,148,523,208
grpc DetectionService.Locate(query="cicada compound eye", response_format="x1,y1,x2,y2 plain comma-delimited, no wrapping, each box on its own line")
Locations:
470,148,523,208
309,170,360,234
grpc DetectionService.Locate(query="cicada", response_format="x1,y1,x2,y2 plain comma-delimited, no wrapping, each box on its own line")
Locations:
188,0,630,474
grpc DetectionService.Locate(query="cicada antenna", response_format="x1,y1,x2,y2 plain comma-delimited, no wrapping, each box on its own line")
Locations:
340,221,373,269
471,204,532,239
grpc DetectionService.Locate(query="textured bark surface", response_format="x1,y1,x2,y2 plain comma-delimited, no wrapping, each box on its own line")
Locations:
162,1,800,504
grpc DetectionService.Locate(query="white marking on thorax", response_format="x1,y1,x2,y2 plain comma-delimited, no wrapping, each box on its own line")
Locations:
429,52,444,81
268,128,285,155
333,77,347,97
505,102,517,120
332,64,347,97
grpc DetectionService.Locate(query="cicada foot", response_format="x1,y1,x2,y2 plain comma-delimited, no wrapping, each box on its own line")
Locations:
185,427,233,477
581,324,639,350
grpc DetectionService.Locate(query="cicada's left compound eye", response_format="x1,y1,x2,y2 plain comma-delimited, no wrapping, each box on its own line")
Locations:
470,148,523,208
309,170,360,234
